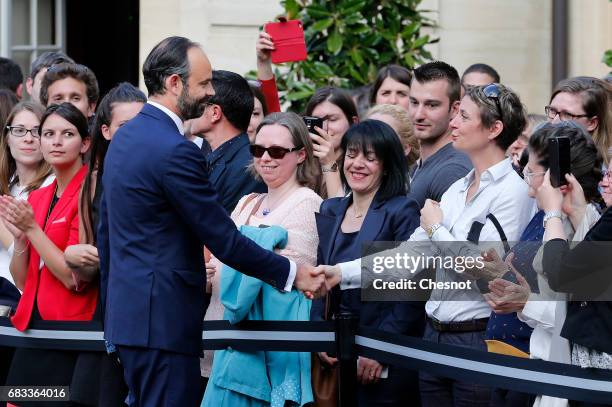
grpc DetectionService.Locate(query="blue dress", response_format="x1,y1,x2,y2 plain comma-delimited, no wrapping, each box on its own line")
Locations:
202,225,313,407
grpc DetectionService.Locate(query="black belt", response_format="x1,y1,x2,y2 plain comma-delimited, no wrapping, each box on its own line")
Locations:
429,317,489,332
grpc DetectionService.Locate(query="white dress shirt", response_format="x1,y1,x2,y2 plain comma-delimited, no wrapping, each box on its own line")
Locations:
339,158,537,321
147,101,297,291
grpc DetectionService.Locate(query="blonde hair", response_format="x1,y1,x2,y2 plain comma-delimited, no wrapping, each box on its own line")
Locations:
366,104,420,166
251,112,322,194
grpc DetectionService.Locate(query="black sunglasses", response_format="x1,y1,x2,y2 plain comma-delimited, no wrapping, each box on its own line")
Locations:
249,144,302,159
483,83,503,119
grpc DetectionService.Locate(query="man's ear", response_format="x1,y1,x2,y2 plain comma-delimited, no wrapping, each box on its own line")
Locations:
165,74,183,97
449,100,461,119
16,83,23,100
210,105,223,125
26,77,33,95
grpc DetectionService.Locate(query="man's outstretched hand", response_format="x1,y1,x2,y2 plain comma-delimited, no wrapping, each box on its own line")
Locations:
294,263,326,299
318,265,342,291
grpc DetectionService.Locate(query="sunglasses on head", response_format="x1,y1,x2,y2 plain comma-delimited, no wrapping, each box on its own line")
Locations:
483,83,503,119
249,144,301,159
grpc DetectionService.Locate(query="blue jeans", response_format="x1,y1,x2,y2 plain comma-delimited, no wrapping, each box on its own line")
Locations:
419,320,491,407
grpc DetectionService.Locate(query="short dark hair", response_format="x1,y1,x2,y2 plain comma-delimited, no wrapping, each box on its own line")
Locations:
249,81,269,116
0,57,23,93
40,102,90,141
412,61,461,104
0,90,19,131
40,63,99,106
528,122,602,202
208,70,254,133
462,63,501,84
465,83,527,151
305,87,358,123
370,64,412,104
29,51,74,80
143,36,198,96
340,119,408,200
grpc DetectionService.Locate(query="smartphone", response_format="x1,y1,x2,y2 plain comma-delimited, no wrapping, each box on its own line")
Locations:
303,116,324,133
549,136,571,187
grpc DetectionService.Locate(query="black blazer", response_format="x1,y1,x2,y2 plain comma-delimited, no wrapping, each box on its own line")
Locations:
543,207,612,354
313,193,425,337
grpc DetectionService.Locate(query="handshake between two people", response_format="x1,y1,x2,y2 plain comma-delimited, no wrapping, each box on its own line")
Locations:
294,263,342,299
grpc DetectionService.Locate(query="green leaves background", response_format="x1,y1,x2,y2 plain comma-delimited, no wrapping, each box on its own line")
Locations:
250,0,437,112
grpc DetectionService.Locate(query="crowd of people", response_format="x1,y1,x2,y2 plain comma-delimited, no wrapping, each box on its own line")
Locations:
0,26,610,407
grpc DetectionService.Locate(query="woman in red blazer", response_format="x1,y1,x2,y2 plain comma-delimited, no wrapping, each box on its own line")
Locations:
0,102,94,393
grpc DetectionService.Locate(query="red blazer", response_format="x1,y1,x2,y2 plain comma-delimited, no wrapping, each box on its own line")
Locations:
12,165,98,331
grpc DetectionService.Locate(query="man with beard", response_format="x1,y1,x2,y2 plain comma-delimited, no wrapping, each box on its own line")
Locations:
408,61,472,207
188,70,266,213
98,36,325,406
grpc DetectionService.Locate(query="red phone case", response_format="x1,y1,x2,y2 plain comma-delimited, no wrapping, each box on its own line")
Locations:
264,20,307,64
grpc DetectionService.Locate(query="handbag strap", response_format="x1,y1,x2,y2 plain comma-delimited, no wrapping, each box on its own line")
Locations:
237,193,260,217
486,213,511,253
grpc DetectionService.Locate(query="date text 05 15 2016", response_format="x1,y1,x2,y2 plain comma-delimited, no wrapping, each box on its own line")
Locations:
0,386,69,401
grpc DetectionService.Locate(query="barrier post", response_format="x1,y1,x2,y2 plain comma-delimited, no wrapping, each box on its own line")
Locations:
337,311,358,407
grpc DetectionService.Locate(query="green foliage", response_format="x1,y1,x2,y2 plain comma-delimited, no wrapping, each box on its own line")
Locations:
256,0,437,112
603,49,612,72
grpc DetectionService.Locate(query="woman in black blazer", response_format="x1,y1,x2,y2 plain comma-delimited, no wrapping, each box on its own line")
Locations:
538,160,612,379
312,120,424,406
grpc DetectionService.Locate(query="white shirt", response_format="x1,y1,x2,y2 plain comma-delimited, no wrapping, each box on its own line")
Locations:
147,100,297,291
339,158,537,321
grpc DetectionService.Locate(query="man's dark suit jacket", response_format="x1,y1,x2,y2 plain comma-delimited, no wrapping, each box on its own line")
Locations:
98,103,290,356
206,133,266,214
312,193,425,337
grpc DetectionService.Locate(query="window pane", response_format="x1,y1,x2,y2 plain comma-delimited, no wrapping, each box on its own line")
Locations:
38,0,56,45
11,0,31,46
12,50,32,81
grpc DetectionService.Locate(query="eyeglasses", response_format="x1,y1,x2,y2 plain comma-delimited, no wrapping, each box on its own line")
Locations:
522,167,546,185
6,126,40,138
249,144,301,159
483,83,503,119
544,106,590,122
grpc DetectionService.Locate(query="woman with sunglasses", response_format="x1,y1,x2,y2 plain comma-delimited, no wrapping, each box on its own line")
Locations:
312,120,422,406
201,112,321,406
481,122,602,407
0,102,94,396
545,76,611,166
255,32,358,198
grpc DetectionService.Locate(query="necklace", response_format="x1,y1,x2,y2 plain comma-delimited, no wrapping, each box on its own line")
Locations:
261,186,299,216
351,205,366,218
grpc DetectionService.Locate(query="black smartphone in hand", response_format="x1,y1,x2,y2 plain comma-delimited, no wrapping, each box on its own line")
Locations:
549,136,571,187
303,116,323,133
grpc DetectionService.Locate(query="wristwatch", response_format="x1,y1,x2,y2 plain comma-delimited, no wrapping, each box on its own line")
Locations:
543,210,562,228
321,162,338,173
425,223,442,239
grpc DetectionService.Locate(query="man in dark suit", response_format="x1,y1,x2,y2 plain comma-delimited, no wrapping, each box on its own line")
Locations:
97,36,325,407
188,70,266,213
